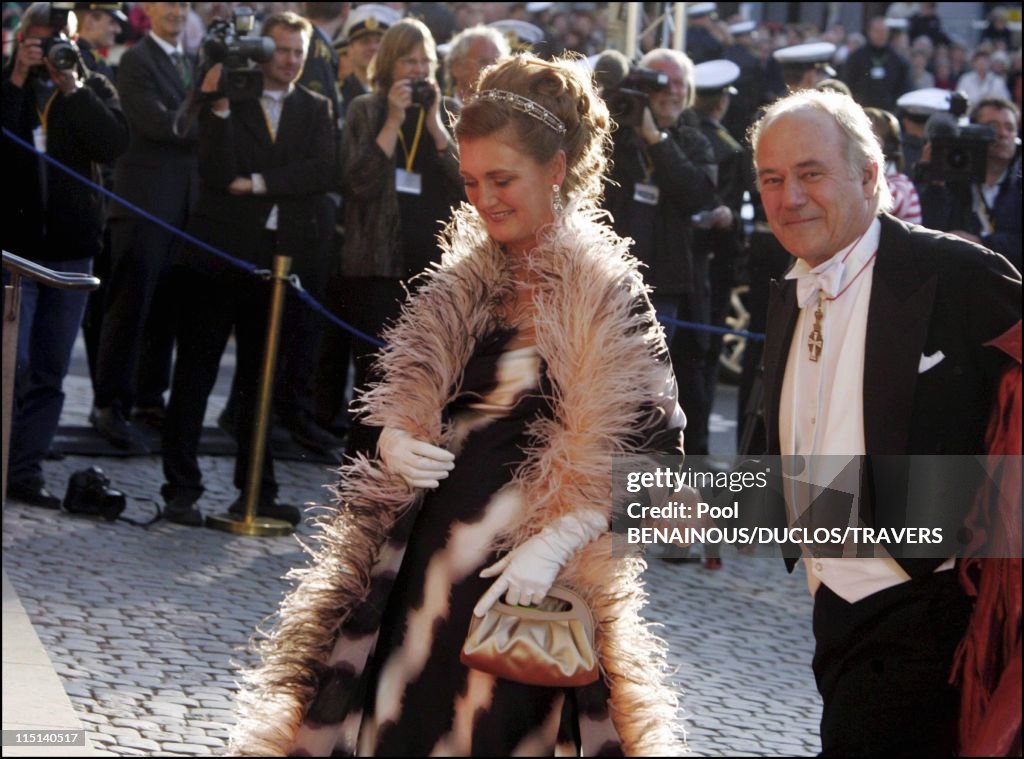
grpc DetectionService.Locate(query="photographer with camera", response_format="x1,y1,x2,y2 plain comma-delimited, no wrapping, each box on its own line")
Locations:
2,1,129,509
156,10,335,527
919,97,1021,273
601,48,720,455
337,17,463,457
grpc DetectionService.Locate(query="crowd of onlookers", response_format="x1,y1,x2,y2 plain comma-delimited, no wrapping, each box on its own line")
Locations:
2,1,1021,527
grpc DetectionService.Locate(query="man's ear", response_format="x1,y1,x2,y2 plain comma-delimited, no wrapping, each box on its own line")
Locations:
863,160,880,198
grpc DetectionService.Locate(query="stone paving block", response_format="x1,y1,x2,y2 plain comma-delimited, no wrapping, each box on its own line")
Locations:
161,743,213,755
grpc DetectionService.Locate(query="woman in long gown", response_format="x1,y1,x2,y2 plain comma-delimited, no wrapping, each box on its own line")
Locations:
231,54,688,757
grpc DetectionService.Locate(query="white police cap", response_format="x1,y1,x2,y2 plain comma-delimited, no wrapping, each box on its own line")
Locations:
687,2,717,17
694,59,740,94
342,4,402,43
728,20,757,36
488,19,545,50
773,41,837,76
688,2,720,17
896,87,953,116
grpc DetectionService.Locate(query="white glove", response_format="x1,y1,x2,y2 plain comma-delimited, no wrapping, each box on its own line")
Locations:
473,509,607,616
377,426,455,489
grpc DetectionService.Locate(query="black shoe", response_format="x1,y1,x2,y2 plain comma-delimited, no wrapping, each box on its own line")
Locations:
163,496,204,527
132,405,166,432
286,414,344,455
90,405,149,452
7,481,61,509
229,496,302,526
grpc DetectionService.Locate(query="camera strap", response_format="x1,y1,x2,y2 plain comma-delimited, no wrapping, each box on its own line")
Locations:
35,88,58,136
397,106,425,172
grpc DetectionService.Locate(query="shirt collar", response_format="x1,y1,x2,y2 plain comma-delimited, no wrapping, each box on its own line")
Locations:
786,217,881,278
148,31,184,58
261,85,295,102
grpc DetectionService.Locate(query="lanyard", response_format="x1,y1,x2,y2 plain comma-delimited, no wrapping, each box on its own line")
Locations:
636,143,654,183
37,89,59,134
397,107,425,172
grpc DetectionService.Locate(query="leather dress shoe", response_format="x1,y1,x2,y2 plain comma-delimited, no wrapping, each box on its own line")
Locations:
163,496,204,527
702,558,723,570
229,496,302,526
91,405,149,452
7,481,61,509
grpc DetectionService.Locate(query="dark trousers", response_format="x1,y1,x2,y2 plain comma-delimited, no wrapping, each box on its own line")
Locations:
6,258,92,487
812,570,972,756
93,219,180,411
338,276,408,459
161,269,277,505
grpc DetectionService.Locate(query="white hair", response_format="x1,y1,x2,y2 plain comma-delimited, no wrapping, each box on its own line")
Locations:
446,24,510,66
750,89,893,215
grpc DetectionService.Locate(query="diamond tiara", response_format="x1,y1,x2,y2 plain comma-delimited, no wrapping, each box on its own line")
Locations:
475,89,567,135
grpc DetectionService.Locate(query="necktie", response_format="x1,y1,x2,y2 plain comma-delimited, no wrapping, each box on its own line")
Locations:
793,260,845,308
170,51,191,88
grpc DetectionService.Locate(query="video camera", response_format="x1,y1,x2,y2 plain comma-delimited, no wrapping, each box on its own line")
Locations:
604,67,669,128
199,6,275,100
924,94,994,184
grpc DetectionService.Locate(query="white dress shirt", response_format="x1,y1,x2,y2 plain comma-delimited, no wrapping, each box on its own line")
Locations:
779,217,954,602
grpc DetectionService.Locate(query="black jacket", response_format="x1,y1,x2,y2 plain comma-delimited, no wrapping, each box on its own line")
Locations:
604,117,716,294
184,85,336,285
761,214,1021,576
1,66,128,262
108,35,198,226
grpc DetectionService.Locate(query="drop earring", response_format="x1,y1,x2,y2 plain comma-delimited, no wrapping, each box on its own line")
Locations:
551,184,564,216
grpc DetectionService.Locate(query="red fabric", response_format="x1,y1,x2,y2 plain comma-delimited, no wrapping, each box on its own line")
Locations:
952,320,1022,757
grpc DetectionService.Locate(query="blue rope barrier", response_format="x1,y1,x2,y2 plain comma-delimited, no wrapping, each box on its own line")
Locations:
659,316,765,342
4,126,761,347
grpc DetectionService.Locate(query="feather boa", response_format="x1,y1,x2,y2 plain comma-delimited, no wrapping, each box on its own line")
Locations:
230,203,687,756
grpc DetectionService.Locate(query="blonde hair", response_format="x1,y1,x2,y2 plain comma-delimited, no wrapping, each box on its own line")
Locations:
456,53,611,208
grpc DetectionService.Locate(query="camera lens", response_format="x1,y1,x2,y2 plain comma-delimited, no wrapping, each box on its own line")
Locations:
47,42,77,70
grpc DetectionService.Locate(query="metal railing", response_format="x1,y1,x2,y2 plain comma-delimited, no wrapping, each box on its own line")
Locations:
2,250,100,505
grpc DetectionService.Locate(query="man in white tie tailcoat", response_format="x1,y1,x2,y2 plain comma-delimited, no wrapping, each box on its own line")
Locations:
751,88,1021,755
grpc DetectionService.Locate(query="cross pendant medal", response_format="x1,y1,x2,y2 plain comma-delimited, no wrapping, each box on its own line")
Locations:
808,295,824,362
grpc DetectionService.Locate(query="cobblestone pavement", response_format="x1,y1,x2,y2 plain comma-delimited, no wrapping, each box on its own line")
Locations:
4,452,822,757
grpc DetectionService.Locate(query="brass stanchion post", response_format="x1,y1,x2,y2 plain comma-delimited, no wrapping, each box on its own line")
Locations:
206,255,294,537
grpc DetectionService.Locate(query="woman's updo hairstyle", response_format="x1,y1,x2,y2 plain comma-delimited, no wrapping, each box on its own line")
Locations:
456,53,611,209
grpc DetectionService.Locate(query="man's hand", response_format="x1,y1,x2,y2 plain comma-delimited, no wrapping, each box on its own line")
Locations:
47,59,80,96
637,105,663,146
201,62,229,113
709,205,734,229
228,177,254,194
10,35,45,88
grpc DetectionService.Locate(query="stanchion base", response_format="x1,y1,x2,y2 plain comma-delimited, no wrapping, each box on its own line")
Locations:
205,512,293,537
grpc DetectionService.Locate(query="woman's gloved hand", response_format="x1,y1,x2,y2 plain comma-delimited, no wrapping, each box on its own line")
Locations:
377,427,455,489
473,509,607,616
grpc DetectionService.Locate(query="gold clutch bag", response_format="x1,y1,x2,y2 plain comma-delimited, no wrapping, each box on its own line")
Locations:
460,585,599,687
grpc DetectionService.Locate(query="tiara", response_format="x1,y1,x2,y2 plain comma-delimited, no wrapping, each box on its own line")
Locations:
475,90,567,135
